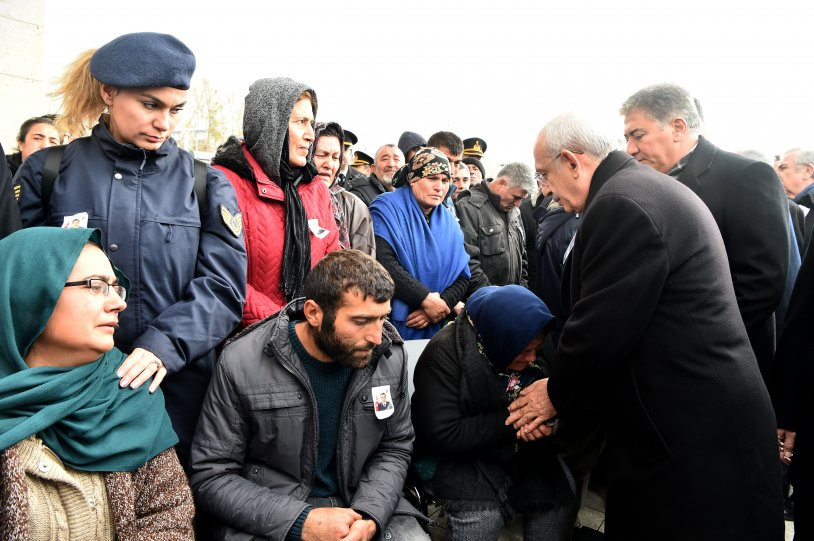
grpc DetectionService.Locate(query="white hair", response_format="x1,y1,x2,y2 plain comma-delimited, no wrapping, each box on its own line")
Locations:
539,113,614,160
496,162,536,193
794,149,814,167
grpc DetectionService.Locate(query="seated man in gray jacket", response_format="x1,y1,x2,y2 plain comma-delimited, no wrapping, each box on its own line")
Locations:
190,249,427,541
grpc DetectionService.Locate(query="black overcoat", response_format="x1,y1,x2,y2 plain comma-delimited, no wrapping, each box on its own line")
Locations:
772,220,814,536
675,137,789,380
0,142,21,240
548,151,783,540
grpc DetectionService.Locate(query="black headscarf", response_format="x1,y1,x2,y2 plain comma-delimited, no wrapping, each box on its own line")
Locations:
278,137,318,300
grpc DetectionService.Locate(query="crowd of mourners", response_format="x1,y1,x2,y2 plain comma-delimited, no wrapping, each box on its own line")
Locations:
0,31,810,541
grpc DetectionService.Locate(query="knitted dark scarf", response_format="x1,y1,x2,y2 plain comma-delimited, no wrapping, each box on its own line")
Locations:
278,136,317,301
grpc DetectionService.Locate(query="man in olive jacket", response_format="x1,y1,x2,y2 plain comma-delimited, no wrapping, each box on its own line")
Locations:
508,114,783,540
190,250,427,541
456,162,535,287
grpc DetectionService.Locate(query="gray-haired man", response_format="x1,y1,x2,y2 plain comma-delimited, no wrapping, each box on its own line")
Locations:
508,112,782,540
621,83,789,382
456,162,535,287
778,148,814,241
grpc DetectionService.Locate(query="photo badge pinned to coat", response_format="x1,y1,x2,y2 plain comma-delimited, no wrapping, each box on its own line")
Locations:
62,211,88,228
372,384,394,419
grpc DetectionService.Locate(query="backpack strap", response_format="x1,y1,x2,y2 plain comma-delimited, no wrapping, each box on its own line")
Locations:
41,145,66,212
41,146,208,220
193,158,208,220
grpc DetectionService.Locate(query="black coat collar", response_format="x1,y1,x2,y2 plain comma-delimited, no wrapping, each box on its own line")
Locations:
674,135,717,194
584,151,636,212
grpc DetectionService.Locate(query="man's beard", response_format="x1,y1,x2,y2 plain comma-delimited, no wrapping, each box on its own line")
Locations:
312,318,376,369
380,170,396,184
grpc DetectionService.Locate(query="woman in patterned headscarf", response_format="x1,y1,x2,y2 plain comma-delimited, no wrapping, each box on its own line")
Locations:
370,147,474,339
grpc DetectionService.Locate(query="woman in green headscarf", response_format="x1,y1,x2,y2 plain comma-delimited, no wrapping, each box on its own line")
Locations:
0,227,194,540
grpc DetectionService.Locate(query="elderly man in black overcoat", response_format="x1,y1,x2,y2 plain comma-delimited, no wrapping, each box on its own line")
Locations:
620,84,789,383
508,113,783,540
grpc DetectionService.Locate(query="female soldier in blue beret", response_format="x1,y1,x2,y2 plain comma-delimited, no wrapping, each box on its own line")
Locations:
13,32,247,467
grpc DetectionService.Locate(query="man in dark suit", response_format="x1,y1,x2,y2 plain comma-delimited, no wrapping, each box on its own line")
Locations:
0,141,22,240
773,224,814,539
620,83,789,383
777,148,814,243
336,129,365,188
508,113,783,540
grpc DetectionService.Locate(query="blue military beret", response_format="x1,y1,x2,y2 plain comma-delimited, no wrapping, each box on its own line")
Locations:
90,32,196,90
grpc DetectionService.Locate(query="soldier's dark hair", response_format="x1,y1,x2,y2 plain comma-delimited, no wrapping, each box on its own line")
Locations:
427,131,464,156
304,250,394,320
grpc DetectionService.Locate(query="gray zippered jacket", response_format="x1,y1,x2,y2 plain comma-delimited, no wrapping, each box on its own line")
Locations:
189,299,418,540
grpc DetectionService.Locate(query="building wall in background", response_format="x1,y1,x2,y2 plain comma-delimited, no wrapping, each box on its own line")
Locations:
0,0,47,153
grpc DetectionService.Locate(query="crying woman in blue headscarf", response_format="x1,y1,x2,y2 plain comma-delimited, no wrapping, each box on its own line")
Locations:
411,285,578,541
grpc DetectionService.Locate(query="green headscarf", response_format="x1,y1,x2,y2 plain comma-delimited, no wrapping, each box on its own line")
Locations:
0,227,178,471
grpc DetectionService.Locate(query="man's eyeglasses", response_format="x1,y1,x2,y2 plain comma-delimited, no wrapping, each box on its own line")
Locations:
64,278,127,301
535,150,584,184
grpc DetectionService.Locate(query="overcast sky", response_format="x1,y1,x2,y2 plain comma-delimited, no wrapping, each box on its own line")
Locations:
43,0,812,173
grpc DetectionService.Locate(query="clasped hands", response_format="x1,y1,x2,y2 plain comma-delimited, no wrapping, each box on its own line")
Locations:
406,292,450,329
505,378,558,441
302,507,376,541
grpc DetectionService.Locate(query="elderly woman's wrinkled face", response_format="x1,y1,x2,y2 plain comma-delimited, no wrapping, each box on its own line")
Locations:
101,85,187,151
411,173,450,213
313,135,342,185
505,331,545,371
288,97,315,168
26,245,127,368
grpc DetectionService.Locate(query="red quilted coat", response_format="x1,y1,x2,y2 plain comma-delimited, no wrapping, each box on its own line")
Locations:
215,144,339,326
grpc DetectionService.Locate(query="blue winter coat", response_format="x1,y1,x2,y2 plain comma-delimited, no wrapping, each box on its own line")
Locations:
14,121,247,462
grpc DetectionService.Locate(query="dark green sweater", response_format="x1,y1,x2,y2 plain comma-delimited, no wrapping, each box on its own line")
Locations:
286,321,353,540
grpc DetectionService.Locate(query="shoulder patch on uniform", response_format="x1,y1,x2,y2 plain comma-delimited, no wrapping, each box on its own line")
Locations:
13,182,21,202
220,204,243,237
